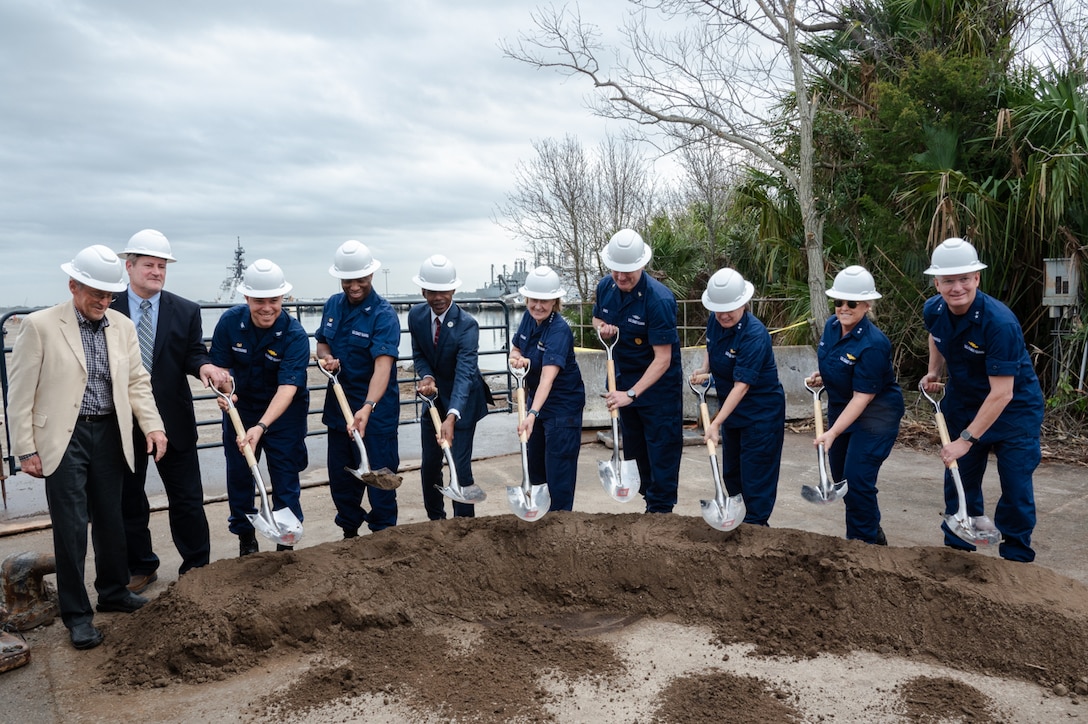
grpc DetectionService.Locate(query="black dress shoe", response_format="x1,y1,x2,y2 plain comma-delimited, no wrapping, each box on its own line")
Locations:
239,532,259,557
127,571,158,594
275,544,293,551
70,623,104,650
96,593,148,613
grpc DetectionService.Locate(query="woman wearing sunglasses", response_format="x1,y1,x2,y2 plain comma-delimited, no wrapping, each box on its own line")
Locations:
805,265,904,545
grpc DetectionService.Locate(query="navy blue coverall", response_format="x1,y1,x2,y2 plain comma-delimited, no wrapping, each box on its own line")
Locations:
210,305,310,536
706,310,785,525
924,291,1043,562
512,310,586,511
315,289,401,533
593,273,683,513
817,314,904,544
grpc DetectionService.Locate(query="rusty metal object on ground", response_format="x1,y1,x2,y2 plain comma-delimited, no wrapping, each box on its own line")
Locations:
1,551,59,631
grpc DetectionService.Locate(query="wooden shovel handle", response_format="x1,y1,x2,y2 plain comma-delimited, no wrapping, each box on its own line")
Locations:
515,386,529,443
331,382,354,424
933,409,960,471
606,358,618,420
226,405,260,468
427,403,451,450
812,392,825,437
699,401,716,456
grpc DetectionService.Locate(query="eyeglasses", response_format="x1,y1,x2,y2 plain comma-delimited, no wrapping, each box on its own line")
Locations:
833,299,860,309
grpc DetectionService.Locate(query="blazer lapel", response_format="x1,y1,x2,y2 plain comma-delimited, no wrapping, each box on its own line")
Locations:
58,305,88,373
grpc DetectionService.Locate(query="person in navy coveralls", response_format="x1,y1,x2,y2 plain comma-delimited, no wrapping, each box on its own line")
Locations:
591,229,683,513
920,238,1044,562
408,255,492,518
807,266,904,545
509,265,586,511
111,230,230,592
209,259,310,555
315,240,401,536
691,268,785,525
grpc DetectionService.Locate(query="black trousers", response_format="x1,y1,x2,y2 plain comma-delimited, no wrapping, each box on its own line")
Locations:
122,425,211,576
45,415,130,628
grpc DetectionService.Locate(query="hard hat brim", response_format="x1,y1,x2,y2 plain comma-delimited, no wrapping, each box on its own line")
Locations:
517,285,564,300
412,274,462,292
600,246,653,273
702,281,754,312
824,289,882,301
329,260,381,280
239,281,293,298
923,261,987,276
61,262,127,292
118,251,177,262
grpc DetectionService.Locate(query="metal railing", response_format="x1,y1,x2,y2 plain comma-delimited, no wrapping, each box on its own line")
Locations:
1,299,516,480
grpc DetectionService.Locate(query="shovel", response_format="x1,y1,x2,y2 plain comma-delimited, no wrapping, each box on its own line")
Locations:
213,378,303,546
918,381,1002,548
416,391,487,505
689,373,745,531
316,357,402,490
506,360,550,521
596,327,639,503
801,380,849,504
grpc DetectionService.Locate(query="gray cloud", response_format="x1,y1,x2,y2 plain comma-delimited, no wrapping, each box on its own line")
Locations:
1,0,624,306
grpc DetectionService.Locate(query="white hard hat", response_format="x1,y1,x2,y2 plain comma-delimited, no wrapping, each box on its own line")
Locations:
518,265,565,300
238,259,293,298
61,245,127,292
701,268,754,312
412,255,462,291
924,237,988,276
826,265,882,301
600,229,652,272
119,229,177,262
330,240,381,279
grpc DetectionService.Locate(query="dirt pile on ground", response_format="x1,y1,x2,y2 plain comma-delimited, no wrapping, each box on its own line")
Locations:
99,513,1088,722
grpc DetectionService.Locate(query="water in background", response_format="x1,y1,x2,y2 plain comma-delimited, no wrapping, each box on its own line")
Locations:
200,301,522,371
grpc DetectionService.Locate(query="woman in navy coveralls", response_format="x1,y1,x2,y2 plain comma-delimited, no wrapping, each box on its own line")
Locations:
691,268,785,525
807,266,903,545
509,266,586,511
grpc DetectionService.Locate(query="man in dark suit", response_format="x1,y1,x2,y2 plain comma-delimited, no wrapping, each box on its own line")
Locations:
111,230,230,592
409,255,491,518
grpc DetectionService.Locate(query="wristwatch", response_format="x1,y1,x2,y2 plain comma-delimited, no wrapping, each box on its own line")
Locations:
959,429,980,444
627,389,638,400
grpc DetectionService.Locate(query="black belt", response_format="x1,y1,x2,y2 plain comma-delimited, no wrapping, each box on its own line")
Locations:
76,413,115,422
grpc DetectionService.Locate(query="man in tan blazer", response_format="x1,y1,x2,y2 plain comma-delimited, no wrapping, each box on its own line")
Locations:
8,245,167,651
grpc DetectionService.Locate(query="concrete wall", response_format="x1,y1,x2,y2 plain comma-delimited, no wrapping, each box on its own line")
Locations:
576,344,818,427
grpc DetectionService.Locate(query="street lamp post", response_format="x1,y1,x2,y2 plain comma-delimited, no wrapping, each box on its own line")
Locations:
383,267,390,296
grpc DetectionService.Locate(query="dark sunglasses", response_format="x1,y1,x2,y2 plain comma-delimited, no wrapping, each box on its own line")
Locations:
833,299,860,309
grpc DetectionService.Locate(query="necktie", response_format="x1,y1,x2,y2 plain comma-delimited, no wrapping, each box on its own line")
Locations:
433,316,441,347
138,299,154,372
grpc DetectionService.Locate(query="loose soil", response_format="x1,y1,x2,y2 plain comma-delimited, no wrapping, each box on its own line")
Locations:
89,513,1088,722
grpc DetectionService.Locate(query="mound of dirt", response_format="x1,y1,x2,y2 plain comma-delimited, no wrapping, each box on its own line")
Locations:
99,513,1088,722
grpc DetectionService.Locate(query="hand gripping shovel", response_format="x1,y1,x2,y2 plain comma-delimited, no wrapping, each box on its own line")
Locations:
918,381,1001,547
689,373,745,531
597,327,639,503
214,378,303,546
801,381,849,504
416,391,487,505
506,360,550,521
316,358,402,490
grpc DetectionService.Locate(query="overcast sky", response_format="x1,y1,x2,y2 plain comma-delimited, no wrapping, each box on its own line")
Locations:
0,0,638,307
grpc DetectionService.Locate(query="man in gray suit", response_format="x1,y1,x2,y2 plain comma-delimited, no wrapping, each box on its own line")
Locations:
8,245,167,650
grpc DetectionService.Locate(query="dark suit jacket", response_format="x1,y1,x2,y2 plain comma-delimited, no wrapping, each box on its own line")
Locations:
111,290,210,451
408,302,490,427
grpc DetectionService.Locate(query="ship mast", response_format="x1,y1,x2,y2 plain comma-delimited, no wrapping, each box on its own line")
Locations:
216,237,246,303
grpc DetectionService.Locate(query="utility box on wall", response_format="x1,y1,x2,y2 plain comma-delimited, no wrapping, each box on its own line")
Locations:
1043,257,1080,316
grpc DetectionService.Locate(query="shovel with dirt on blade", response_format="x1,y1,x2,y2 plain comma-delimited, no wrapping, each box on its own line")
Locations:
416,390,487,505
689,372,745,531
596,326,639,503
213,378,303,547
316,357,402,490
801,377,849,504
506,359,551,521
918,380,1002,548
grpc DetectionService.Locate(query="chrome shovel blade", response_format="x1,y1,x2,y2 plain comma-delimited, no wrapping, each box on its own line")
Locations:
700,493,745,531
247,466,303,546
945,513,1002,548
506,484,550,522
598,460,637,503
438,482,487,504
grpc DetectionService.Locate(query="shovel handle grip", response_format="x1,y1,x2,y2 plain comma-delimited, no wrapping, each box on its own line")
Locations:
605,358,618,420
515,386,529,443
226,406,260,468
331,382,354,424
699,402,717,456
932,409,960,471
426,403,452,450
